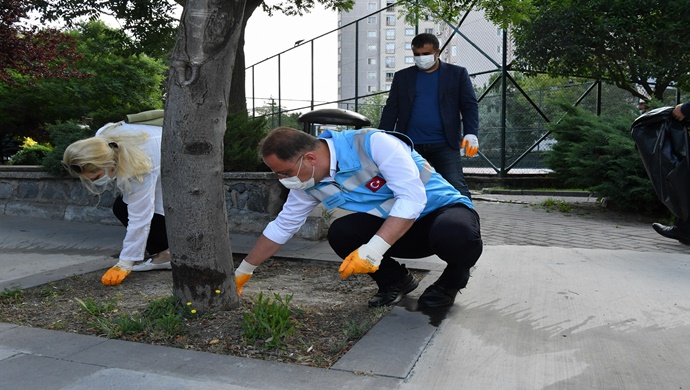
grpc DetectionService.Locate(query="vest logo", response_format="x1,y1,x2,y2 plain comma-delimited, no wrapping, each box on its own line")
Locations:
365,176,386,192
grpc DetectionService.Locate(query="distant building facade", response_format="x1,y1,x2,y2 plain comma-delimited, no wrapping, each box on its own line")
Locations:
337,1,512,109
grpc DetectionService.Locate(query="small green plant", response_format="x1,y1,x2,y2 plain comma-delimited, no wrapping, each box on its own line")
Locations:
342,319,369,340
540,198,572,213
109,316,148,335
0,287,24,302
37,284,61,298
75,297,115,316
77,296,186,339
242,292,297,348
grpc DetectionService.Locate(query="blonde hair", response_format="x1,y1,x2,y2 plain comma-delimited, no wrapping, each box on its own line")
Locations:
63,122,152,194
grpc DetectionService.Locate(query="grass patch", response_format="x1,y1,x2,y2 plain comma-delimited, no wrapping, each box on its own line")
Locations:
242,292,298,349
0,287,24,303
540,198,573,213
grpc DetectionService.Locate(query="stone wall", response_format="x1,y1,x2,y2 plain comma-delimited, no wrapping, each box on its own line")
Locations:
0,166,330,240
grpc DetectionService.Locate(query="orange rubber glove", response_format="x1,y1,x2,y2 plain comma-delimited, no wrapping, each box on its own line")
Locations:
461,134,479,157
235,259,257,296
101,260,134,286
339,235,391,279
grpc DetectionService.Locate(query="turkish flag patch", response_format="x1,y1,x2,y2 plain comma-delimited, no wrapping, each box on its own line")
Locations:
365,176,386,192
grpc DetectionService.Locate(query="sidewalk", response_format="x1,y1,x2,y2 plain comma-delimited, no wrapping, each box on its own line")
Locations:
1,193,689,389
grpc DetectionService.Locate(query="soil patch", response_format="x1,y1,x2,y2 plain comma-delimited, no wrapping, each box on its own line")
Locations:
0,255,427,368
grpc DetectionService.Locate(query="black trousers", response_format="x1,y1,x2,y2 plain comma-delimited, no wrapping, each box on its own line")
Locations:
328,203,483,289
112,195,169,256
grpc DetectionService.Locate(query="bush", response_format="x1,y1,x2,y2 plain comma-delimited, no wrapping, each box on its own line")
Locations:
42,121,95,176
545,103,667,215
8,144,52,165
223,112,271,172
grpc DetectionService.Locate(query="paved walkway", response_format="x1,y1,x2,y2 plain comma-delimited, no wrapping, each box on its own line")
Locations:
1,193,689,389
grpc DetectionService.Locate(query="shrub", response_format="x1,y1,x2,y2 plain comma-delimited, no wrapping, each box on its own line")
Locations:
42,121,94,176
224,112,271,172
38,112,275,174
8,144,52,165
545,103,667,215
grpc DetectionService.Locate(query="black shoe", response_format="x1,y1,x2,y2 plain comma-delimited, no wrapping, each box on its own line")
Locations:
418,284,460,308
368,271,419,307
652,223,690,245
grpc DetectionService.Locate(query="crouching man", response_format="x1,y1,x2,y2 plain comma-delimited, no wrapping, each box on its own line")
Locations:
235,127,482,308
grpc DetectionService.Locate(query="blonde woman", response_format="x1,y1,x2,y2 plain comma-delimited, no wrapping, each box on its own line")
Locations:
62,111,171,286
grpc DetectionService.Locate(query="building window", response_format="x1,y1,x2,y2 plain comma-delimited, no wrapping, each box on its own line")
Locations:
367,31,377,38
368,58,377,65
385,72,394,82
367,85,376,92
386,15,396,26
424,28,433,34
385,83,391,91
368,2,377,10
386,29,395,40
368,44,377,51
386,1,395,10
368,16,376,24
451,46,457,56
404,41,412,50
385,42,395,54
497,45,502,54
404,56,414,64
385,57,395,68
405,28,415,36
367,71,377,79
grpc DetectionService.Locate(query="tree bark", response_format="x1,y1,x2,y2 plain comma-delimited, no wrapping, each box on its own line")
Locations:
228,0,261,114
161,0,246,312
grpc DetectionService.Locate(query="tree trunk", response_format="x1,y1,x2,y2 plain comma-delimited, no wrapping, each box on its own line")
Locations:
228,0,261,115
161,0,246,312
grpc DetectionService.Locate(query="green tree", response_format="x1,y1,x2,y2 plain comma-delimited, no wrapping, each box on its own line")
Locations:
1,0,85,84
0,20,165,149
29,0,357,114
253,99,302,131
359,92,386,128
398,0,534,29
512,0,690,101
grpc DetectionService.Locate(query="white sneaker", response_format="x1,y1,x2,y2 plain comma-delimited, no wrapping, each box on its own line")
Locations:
131,258,172,272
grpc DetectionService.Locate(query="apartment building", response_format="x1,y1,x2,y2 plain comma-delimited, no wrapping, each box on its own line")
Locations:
337,1,510,107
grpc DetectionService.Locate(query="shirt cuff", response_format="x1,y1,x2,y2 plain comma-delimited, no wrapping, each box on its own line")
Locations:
389,198,425,219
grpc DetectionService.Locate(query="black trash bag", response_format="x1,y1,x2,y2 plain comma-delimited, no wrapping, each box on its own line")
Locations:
631,107,690,221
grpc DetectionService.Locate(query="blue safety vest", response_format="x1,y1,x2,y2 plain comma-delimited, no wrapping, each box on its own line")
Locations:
305,129,472,218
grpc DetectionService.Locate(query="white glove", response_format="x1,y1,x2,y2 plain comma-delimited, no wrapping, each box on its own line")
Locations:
461,134,479,157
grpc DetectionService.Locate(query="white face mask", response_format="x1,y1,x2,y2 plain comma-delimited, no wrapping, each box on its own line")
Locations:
278,157,316,190
92,168,114,187
414,54,436,70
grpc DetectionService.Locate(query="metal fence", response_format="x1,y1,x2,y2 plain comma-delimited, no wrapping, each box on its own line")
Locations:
245,3,687,176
